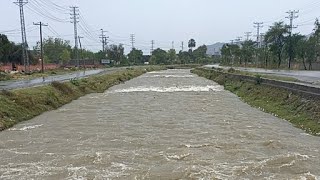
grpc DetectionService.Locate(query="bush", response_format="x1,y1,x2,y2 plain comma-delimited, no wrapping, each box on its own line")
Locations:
255,74,262,85
227,68,236,73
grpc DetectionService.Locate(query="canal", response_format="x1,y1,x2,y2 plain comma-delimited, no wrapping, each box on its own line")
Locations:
0,69,319,179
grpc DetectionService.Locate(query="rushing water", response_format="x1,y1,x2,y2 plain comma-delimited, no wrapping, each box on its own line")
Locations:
0,69,319,179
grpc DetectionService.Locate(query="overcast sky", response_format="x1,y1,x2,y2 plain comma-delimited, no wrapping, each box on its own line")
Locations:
1,0,320,54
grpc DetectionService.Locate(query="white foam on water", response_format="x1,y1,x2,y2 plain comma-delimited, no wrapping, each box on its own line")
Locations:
164,153,191,161
113,85,222,93
182,144,212,148
9,124,43,131
147,75,195,78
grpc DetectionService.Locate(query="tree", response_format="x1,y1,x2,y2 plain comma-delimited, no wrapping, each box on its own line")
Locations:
107,44,125,65
188,39,196,51
0,34,22,64
264,22,289,68
34,37,72,64
178,51,192,64
128,48,143,65
60,49,71,64
193,45,207,58
150,48,167,65
240,40,255,66
167,49,177,64
220,44,240,65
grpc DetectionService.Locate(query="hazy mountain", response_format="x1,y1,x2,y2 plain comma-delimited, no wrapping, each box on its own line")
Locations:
206,42,225,55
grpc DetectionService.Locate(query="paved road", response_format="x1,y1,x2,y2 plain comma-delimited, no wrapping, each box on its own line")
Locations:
205,64,320,86
0,68,126,90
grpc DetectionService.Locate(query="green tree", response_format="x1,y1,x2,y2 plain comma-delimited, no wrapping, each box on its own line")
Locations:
128,48,143,65
60,49,71,64
264,22,289,68
178,51,191,64
188,39,196,51
107,44,125,65
167,49,177,64
0,34,22,64
150,48,167,65
193,45,207,62
240,40,256,66
34,37,72,64
220,44,240,65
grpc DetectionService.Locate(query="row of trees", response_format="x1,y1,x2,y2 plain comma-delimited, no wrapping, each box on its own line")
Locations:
220,19,320,70
1,35,213,66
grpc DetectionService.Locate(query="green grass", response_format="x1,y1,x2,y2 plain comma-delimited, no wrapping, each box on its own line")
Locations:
192,68,320,136
0,66,166,131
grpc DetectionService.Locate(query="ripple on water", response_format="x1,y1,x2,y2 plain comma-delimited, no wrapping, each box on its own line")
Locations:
111,85,223,93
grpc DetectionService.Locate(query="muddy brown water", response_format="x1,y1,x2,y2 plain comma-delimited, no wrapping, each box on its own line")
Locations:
0,69,319,179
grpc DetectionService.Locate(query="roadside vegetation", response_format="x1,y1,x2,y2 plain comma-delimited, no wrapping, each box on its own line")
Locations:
219,19,320,70
0,66,165,131
220,67,300,83
192,68,320,136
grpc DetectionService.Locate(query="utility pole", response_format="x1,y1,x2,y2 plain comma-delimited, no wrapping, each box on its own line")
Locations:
104,36,109,50
230,40,234,44
181,41,184,51
286,10,299,69
130,34,135,49
33,22,48,73
235,37,242,45
70,6,79,67
14,0,30,73
254,22,263,48
151,40,154,54
171,41,174,50
244,32,252,41
260,33,265,47
78,36,84,68
100,29,108,52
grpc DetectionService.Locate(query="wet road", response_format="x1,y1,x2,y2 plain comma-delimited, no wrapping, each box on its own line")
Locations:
0,69,319,179
205,64,320,86
0,68,125,90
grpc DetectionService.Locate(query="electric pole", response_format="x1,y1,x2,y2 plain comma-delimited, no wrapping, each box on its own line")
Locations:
171,41,174,50
33,22,48,73
70,6,79,67
235,37,242,45
260,33,265,47
151,40,154,54
130,34,135,49
181,41,184,51
254,22,263,48
286,10,299,69
14,0,30,73
244,32,252,41
104,36,109,50
78,36,84,68
100,29,108,52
